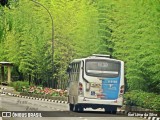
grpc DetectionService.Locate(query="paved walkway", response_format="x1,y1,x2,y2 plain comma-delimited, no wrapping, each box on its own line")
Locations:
0,85,20,94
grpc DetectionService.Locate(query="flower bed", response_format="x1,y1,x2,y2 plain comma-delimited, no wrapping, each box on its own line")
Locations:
21,86,68,97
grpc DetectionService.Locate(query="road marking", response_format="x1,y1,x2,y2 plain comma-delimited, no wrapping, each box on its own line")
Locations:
0,117,2,120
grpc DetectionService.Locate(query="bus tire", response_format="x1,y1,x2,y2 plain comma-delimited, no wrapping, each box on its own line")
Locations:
73,104,78,112
104,109,111,114
112,110,117,114
69,104,74,111
104,106,117,114
111,106,117,114
78,106,84,112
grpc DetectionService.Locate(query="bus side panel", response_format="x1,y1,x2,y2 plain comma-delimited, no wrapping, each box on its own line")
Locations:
120,61,124,89
68,61,82,104
68,81,78,104
119,61,124,105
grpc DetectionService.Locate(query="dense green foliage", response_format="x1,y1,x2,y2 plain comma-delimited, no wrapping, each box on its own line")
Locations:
0,0,159,97
101,0,160,93
125,90,160,111
10,81,29,92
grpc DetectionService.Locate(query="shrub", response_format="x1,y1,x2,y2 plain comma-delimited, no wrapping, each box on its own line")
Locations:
124,90,160,111
10,81,29,92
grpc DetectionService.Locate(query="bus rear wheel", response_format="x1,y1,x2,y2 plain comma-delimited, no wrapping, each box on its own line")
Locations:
73,104,84,112
104,106,117,114
73,104,78,112
69,104,74,111
78,106,84,112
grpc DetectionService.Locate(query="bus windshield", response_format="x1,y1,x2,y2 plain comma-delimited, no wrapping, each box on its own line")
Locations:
85,59,120,77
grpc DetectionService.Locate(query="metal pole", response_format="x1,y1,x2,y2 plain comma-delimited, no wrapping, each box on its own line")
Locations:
30,0,54,88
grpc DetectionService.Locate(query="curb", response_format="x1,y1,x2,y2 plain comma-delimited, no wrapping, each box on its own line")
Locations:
117,110,126,114
124,111,160,120
144,117,160,120
0,91,68,104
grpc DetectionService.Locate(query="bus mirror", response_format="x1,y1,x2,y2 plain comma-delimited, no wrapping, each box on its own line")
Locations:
66,66,71,73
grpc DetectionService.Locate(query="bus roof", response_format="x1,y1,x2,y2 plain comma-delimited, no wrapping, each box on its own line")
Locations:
71,55,123,63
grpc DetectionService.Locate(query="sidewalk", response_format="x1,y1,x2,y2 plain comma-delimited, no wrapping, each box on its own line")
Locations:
0,85,20,95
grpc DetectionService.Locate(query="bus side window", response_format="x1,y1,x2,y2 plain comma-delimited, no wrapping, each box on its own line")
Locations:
76,63,80,81
75,63,78,81
72,63,75,81
70,63,73,81
74,63,77,81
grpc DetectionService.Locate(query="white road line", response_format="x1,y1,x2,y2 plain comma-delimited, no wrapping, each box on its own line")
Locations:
0,117,2,120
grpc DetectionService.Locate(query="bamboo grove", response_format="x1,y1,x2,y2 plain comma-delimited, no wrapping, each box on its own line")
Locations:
0,0,159,95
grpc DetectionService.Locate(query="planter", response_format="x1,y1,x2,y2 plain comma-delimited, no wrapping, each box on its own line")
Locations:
137,107,145,111
19,90,68,101
131,106,137,111
125,105,131,112
125,105,154,113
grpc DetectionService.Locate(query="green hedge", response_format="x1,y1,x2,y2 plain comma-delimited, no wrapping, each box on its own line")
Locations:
124,90,160,111
9,81,29,92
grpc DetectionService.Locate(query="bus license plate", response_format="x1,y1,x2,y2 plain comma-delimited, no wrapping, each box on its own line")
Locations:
91,91,95,95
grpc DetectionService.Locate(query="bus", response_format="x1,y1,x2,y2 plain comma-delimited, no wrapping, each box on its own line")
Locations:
67,54,124,113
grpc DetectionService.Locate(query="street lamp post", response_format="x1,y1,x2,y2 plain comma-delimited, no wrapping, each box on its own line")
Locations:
30,0,54,88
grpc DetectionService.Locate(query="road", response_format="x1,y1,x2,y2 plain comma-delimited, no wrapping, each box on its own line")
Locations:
0,94,142,120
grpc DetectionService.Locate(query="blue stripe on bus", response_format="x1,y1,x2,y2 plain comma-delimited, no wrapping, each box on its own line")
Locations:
102,77,120,100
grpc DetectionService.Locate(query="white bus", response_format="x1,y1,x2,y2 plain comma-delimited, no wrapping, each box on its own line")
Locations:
67,54,124,114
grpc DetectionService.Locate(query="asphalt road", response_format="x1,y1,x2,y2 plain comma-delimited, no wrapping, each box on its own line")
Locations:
0,94,142,120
